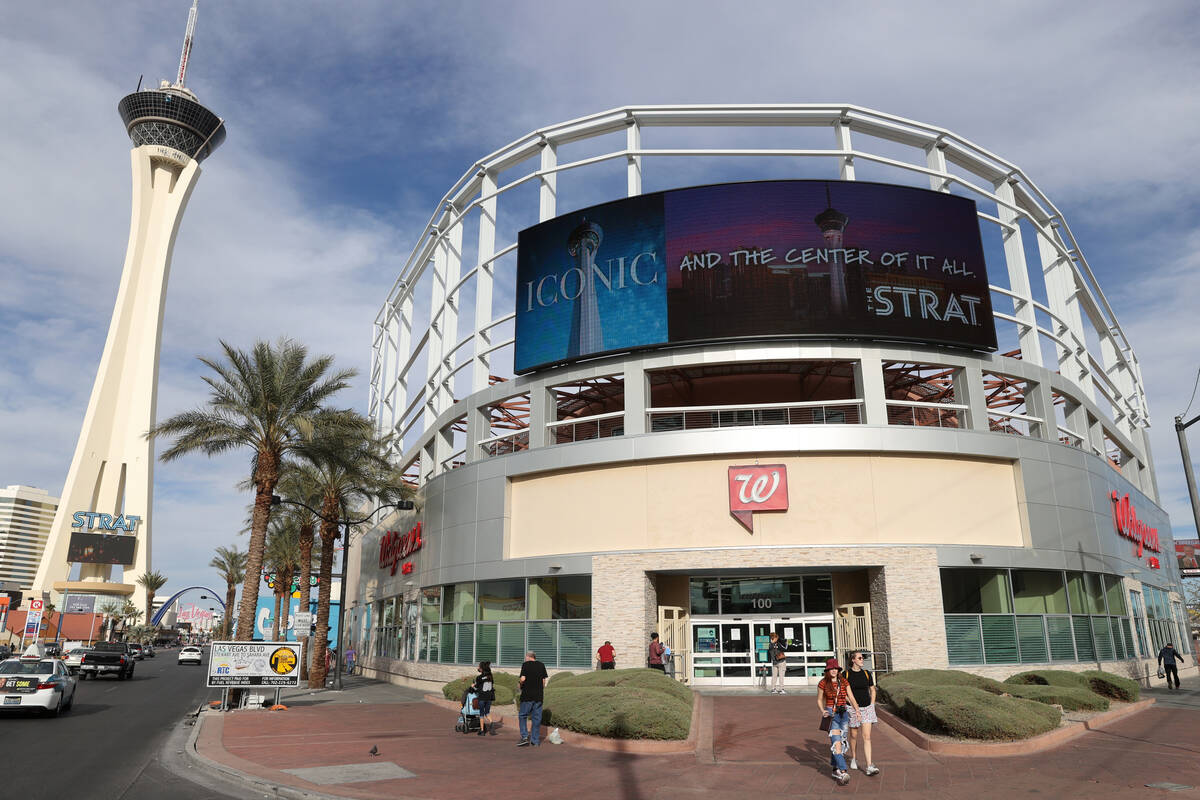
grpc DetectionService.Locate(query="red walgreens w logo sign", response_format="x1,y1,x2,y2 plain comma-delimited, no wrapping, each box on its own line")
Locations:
728,464,789,533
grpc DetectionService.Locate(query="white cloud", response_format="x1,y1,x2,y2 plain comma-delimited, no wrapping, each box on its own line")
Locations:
2,0,1198,603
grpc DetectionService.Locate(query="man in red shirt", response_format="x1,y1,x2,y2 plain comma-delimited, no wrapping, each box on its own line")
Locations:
597,640,616,670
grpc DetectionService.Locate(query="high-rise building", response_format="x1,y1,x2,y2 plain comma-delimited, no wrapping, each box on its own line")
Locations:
31,1,224,617
0,486,59,591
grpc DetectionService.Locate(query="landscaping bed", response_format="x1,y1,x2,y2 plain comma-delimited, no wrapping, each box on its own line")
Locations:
878,668,1138,742
442,668,693,740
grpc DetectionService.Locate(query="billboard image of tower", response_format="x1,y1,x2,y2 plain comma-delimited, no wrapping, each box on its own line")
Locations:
31,1,224,618
566,218,605,359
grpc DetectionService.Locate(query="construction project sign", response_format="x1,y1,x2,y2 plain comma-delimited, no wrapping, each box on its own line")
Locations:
207,641,301,687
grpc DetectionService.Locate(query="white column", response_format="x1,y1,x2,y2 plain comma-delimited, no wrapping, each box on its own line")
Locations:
540,141,557,221
925,141,951,192
438,211,464,409
623,363,647,436
473,171,497,394
835,120,855,181
854,354,888,425
1038,226,1095,402
994,179,1042,367
423,234,446,433
627,119,642,197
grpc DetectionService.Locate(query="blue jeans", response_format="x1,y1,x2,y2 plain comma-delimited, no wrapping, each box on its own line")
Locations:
827,708,850,771
519,700,543,744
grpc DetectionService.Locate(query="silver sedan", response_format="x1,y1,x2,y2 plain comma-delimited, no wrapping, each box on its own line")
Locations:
0,657,77,716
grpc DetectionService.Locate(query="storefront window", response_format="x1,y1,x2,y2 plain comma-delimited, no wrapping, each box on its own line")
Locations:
477,579,526,621
941,569,1012,614
802,576,832,613
1012,570,1068,614
528,576,591,619
690,579,720,615
443,583,475,622
720,576,805,615
1103,575,1126,615
421,587,441,623
1084,573,1107,614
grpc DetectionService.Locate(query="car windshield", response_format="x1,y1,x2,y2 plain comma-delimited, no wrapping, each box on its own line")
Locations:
0,660,56,675
183,648,200,653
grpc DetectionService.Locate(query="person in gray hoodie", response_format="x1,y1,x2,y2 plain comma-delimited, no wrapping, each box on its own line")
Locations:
1158,642,1185,689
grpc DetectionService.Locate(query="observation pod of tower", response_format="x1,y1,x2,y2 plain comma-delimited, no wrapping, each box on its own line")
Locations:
31,9,224,620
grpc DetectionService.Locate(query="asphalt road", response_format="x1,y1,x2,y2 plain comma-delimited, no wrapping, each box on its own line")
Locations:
0,648,249,799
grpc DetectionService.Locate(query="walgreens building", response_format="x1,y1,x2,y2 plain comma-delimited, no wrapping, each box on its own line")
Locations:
347,104,1189,687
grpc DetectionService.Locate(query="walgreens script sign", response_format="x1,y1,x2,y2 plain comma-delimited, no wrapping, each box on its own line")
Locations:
728,464,789,533
379,522,423,575
1111,491,1160,559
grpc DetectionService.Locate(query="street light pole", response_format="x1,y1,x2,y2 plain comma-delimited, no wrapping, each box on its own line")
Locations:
1176,413,1200,538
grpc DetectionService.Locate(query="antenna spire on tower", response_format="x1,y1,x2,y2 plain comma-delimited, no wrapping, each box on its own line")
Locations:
176,0,199,88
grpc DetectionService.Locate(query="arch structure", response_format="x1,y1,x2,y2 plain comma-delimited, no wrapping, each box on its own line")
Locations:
152,586,226,627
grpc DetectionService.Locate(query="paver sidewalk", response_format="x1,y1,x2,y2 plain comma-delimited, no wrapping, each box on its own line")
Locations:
192,674,1200,799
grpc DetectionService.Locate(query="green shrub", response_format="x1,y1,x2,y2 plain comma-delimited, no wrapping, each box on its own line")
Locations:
1081,670,1140,702
886,684,1060,741
1004,684,1109,711
542,685,691,740
549,668,694,706
881,669,1006,695
1004,670,1092,691
441,670,520,705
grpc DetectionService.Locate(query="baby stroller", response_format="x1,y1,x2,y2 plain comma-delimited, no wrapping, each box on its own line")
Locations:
455,688,483,734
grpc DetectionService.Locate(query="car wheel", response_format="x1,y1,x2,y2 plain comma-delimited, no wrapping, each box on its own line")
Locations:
48,693,62,718
63,689,74,712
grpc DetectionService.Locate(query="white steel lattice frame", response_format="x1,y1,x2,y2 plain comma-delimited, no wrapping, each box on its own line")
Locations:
369,104,1149,483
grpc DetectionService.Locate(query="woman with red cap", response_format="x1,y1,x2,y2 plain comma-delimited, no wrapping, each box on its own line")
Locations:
815,657,852,785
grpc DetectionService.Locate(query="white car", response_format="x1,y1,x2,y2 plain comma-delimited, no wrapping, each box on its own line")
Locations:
63,648,91,674
178,647,203,665
0,656,76,716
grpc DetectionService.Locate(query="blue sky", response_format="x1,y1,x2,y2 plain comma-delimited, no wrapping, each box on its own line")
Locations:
1,1,1198,604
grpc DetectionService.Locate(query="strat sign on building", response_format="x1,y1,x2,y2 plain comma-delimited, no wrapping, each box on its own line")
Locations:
1111,492,1160,558
379,522,423,575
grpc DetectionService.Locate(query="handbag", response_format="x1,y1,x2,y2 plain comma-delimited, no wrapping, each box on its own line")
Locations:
819,716,832,732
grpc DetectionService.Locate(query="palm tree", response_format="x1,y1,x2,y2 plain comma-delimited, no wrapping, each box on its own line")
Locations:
148,338,359,641
294,421,403,688
136,570,168,625
210,545,247,638
263,516,309,641
99,600,123,641
276,466,323,678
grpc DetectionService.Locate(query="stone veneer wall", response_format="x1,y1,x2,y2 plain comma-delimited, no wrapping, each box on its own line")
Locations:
591,547,947,673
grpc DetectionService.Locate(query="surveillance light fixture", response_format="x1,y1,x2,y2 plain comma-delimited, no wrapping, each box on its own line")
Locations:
968,553,983,563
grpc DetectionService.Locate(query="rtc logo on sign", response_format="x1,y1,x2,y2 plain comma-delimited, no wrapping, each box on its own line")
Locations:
728,464,789,533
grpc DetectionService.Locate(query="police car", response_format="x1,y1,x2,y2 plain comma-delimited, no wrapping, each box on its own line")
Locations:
0,643,77,716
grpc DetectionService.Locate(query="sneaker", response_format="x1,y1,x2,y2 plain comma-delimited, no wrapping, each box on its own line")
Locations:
865,765,880,776
835,770,850,786
778,689,787,695
517,738,530,747
850,759,858,771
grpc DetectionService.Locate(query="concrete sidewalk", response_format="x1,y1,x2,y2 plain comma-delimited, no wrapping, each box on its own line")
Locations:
190,674,1200,799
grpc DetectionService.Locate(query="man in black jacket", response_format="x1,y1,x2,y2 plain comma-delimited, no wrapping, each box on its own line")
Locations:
1158,642,1185,689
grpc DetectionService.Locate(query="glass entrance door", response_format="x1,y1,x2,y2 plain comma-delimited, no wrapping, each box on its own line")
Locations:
690,616,834,686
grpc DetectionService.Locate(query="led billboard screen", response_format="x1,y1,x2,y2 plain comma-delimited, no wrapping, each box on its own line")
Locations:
68,532,137,565
1177,539,1200,578
515,180,996,373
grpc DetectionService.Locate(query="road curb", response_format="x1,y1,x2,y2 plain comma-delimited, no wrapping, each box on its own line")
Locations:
876,697,1157,757
185,711,355,800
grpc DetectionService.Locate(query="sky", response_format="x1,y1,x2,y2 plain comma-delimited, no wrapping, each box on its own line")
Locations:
1,1,1198,608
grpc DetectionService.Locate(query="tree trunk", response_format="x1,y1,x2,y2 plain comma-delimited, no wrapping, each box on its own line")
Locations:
272,588,283,641
298,520,314,681
223,583,236,638
236,450,279,641
309,500,339,688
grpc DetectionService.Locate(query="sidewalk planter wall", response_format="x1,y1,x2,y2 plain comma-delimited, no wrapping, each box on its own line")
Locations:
542,669,694,740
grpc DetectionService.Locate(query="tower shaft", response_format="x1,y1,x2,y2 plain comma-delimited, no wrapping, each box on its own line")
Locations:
32,150,203,616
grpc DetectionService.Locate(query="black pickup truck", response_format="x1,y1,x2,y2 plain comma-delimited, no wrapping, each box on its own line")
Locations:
79,642,135,681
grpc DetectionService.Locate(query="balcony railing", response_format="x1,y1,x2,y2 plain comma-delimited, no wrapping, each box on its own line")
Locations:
988,409,1042,438
548,411,625,445
478,429,529,458
886,399,965,428
647,400,864,432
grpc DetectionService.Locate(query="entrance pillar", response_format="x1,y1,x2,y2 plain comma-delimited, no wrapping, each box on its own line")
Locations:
867,551,948,670
593,554,655,670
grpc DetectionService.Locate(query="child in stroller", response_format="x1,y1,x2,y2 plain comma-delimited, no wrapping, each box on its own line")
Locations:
455,687,483,734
